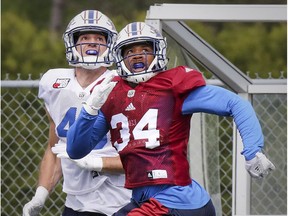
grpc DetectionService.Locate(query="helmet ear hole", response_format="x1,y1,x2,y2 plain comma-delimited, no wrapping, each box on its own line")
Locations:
73,32,80,44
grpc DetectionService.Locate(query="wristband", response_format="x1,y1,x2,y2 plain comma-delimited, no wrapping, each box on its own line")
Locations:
83,103,98,115
94,157,103,172
34,186,49,204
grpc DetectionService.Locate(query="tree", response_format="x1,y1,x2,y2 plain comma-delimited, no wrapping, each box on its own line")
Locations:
50,0,65,34
1,12,67,80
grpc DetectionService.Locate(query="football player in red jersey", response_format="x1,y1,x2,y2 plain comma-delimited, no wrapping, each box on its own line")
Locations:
67,22,275,216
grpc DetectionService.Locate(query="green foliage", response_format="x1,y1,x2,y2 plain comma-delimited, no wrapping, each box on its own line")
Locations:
1,0,51,28
1,1,286,80
215,23,287,77
1,12,67,80
186,22,287,78
267,24,287,75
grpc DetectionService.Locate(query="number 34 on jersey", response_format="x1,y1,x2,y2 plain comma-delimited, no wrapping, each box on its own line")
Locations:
111,109,160,151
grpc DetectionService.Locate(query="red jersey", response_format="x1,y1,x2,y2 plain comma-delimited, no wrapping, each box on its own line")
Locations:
101,66,206,188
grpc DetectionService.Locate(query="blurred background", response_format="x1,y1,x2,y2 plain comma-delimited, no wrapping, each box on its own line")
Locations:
1,0,287,80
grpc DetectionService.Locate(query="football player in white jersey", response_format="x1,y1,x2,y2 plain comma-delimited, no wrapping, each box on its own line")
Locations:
22,10,131,216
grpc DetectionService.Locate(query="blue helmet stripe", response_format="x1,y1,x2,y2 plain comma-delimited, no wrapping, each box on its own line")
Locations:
131,22,138,36
88,10,94,24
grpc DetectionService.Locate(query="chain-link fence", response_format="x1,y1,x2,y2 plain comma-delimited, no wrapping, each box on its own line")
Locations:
1,86,65,216
1,74,287,216
251,94,287,214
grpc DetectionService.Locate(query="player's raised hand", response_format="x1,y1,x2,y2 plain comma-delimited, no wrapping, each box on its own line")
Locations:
245,152,275,179
83,74,117,115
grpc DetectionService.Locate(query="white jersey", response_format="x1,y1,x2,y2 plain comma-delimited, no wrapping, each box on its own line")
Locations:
38,68,131,215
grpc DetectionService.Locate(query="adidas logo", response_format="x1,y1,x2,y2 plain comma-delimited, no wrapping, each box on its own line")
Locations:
125,103,136,111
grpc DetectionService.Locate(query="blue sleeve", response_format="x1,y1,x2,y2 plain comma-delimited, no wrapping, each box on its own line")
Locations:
67,108,109,159
182,85,264,160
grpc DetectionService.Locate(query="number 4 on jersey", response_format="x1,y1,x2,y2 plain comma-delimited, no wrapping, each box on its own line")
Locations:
57,107,77,137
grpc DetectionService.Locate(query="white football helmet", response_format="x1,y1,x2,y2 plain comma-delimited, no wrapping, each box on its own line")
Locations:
63,10,117,69
113,22,168,83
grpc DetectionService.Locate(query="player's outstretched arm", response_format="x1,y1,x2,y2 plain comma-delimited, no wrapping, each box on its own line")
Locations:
182,85,275,178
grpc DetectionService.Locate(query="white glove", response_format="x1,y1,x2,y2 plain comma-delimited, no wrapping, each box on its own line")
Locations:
23,186,49,216
56,152,103,172
245,152,275,179
51,142,66,155
83,74,117,115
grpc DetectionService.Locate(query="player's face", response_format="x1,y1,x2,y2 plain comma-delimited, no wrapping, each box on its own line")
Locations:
122,43,154,73
76,33,107,57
